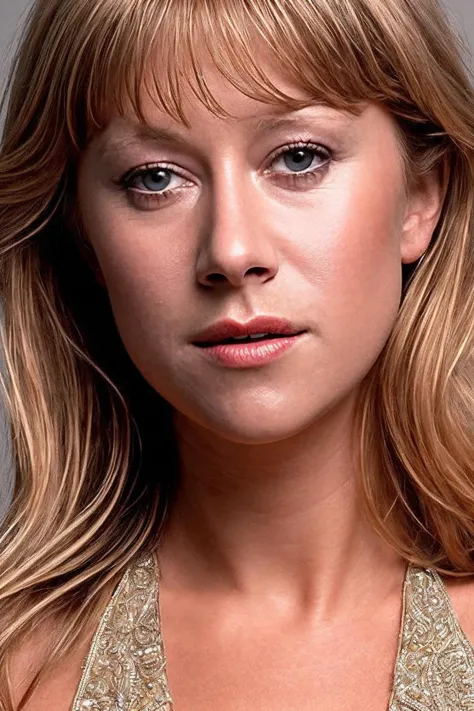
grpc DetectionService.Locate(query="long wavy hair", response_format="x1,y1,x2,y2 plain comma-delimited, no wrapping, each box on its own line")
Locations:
0,0,473,706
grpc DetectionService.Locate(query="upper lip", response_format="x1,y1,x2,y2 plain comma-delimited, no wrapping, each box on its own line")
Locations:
192,317,306,345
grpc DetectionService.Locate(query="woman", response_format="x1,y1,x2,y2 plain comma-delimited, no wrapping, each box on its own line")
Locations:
0,0,474,708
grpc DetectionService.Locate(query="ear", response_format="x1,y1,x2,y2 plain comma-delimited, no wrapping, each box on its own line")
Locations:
400,170,443,264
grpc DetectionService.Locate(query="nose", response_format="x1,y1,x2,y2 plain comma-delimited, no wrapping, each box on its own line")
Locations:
195,169,279,288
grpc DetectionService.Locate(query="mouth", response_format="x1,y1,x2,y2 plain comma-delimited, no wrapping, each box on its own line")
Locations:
194,332,305,348
192,330,308,369
190,317,307,368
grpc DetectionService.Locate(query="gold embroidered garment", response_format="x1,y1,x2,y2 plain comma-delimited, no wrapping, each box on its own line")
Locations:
72,554,474,710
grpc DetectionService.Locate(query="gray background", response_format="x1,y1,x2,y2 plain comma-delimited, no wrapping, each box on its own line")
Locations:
0,0,472,518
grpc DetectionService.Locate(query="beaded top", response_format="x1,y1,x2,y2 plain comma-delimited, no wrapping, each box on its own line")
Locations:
72,554,172,710
72,553,474,710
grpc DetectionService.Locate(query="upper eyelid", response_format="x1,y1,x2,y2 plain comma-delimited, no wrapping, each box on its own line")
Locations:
122,162,190,183
119,163,194,194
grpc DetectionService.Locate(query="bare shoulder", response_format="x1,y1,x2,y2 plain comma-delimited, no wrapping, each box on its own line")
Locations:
443,575,474,648
7,619,91,711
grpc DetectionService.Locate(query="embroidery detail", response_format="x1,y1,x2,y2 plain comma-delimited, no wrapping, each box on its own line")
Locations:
390,567,474,710
73,556,474,710
72,553,173,710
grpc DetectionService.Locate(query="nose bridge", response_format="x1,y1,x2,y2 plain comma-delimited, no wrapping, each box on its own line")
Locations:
213,161,255,252
196,156,279,287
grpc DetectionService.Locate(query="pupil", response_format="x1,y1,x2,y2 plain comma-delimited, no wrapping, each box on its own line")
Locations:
284,149,314,172
143,169,171,191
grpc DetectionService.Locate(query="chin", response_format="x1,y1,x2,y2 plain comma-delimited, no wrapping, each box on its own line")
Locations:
188,404,320,445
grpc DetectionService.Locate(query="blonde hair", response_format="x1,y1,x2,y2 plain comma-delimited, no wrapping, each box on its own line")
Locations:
0,0,473,706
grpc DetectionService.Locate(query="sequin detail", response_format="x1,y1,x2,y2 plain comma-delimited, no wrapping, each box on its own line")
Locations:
72,553,172,710
390,567,474,709
73,556,474,710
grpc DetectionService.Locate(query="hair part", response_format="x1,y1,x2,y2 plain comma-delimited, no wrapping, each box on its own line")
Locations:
1,0,474,707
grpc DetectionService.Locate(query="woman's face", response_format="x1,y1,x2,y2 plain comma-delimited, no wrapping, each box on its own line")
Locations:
77,62,439,444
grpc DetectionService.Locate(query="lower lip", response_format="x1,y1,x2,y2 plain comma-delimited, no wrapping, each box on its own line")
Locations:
194,333,305,368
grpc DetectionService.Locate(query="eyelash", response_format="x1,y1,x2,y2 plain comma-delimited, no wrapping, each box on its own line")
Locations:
119,139,333,207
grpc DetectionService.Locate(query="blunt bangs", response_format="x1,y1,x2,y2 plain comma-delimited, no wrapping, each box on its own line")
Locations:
64,0,428,149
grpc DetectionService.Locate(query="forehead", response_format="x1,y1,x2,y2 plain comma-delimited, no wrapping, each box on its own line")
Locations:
91,61,366,158
97,107,358,153
82,37,368,148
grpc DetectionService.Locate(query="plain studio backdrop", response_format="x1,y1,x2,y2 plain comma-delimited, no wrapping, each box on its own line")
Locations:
0,0,472,520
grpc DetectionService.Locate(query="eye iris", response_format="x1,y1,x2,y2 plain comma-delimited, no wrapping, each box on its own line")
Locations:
284,149,314,172
142,169,171,191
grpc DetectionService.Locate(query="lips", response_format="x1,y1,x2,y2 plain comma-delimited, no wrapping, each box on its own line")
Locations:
192,316,306,347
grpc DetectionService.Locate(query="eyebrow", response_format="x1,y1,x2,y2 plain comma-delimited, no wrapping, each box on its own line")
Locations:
249,110,349,133
98,108,352,157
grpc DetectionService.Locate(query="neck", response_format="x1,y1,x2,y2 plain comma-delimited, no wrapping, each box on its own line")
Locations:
159,393,405,616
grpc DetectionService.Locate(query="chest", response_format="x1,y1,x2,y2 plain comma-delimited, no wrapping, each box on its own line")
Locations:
34,557,474,711
161,610,401,711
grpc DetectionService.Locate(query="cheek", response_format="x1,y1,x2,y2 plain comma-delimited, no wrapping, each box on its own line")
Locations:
77,191,192,357
301,156,405,377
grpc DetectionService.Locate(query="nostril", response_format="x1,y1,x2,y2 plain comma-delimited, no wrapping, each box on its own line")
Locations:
206,273,227,283
245,266,267,276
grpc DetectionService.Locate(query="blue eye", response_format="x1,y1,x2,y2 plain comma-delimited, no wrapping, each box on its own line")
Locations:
124,167,181,193
284,148,316,171
269,143,330,174
139,168,172,191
